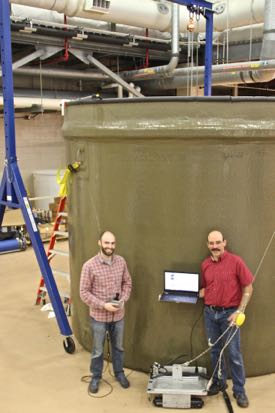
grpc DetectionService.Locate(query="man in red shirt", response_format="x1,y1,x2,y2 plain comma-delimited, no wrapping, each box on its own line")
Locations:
200,230,253,408
80,230,132,394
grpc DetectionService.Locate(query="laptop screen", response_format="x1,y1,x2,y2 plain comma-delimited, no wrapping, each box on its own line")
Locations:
164,271,199,293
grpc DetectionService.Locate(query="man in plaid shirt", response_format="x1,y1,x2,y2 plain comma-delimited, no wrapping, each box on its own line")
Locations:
80,230,132,394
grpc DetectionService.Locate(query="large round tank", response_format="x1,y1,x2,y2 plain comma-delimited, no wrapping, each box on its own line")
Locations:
62,97,275,376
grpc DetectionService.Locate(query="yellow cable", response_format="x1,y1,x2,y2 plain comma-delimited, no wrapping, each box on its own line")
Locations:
56,162,81,197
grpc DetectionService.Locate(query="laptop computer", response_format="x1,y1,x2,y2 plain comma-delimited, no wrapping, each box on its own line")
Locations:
159,271,199,304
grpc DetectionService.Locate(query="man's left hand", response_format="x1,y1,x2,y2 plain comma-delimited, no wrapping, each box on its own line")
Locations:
227,311,239,325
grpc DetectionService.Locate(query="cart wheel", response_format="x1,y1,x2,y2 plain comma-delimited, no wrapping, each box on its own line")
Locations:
63,336,75,354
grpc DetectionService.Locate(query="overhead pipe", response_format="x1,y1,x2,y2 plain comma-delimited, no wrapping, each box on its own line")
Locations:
10,20,171,52
215,23,264,45
8,0,275,91
11,4,172,41
10,0,266,33
13,66,108,80
10,2,271,49
9,0,191,32
10,2,266,48
122,3,179,81
140,0,275,91
219,0,275,84
138,58,275,90
260,0,275,59
246,0,275,83
0,96,63,110
144,28,150,68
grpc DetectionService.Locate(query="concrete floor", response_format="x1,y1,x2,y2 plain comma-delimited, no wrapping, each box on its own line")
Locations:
1,244,275,413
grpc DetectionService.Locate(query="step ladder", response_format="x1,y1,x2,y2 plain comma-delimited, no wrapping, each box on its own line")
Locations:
36,196,72,316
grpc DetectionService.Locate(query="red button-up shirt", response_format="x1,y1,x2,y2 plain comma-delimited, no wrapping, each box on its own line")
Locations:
80,253,132,322
201,251,254,308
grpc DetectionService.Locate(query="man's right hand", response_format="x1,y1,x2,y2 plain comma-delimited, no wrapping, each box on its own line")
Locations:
104,302,120,312
199,288,205,298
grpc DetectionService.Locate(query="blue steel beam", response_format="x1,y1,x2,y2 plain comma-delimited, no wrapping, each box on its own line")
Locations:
204,9,214,96
0,0,73,339
168,0,212,8
168,0,214,95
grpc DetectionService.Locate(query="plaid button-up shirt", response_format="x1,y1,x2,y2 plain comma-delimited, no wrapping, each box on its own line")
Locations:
80,253,132,322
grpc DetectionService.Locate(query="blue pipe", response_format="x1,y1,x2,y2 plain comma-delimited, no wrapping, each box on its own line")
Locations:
0,238,25,254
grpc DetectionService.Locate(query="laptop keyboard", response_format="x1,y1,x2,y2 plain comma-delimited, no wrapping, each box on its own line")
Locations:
163,294,197,303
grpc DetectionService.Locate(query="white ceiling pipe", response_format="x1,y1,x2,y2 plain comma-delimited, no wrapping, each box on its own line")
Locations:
10,0,266,33
11,4,171,40
0,96,63,110
212,0,264,30
10,0,190,32
215,24,264,44
122,3,180,81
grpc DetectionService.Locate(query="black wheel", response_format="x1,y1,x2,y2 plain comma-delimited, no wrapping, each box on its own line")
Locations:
63,336,75,354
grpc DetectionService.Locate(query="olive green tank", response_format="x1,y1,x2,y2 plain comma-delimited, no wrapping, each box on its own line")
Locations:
62,97,275,376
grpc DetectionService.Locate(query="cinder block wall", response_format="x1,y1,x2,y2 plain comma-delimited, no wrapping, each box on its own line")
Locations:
0,113,66,195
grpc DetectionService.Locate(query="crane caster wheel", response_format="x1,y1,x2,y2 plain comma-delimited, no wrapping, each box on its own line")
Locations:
63,336,75,354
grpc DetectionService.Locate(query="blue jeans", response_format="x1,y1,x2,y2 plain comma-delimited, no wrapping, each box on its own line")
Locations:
204,306,246,395
90,317,125,379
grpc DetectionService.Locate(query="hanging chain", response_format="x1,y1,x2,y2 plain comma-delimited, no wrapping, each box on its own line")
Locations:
39,59,44,117
187,13,195,33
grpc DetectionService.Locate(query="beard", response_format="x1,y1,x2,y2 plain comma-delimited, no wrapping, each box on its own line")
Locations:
101,246,115,256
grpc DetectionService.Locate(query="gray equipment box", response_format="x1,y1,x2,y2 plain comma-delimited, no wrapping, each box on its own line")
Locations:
147,364,208,409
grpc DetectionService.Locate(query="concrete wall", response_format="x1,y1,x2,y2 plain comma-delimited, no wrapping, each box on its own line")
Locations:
0,113,66,196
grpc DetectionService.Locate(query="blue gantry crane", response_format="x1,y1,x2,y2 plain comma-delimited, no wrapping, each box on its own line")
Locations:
0,0,75,354
0,0,214,354
169,0,214,96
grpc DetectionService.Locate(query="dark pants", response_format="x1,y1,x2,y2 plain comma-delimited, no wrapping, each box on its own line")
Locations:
90,317,124,379
204,306,246,395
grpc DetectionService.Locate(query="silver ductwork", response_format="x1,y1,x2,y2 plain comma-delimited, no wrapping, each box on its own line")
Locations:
260,0,275,58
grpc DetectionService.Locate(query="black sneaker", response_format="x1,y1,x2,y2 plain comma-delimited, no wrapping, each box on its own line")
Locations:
88,377,100,394
116,373,130,389
208,382,228,396
233,393,249,408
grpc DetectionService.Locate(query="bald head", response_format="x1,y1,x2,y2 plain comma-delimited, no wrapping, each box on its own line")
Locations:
98,231,116,258
99,230,115,242
207,230,227,261
208,230,224,242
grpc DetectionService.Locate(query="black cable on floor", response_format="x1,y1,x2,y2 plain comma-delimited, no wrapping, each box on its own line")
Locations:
222,390,234,413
